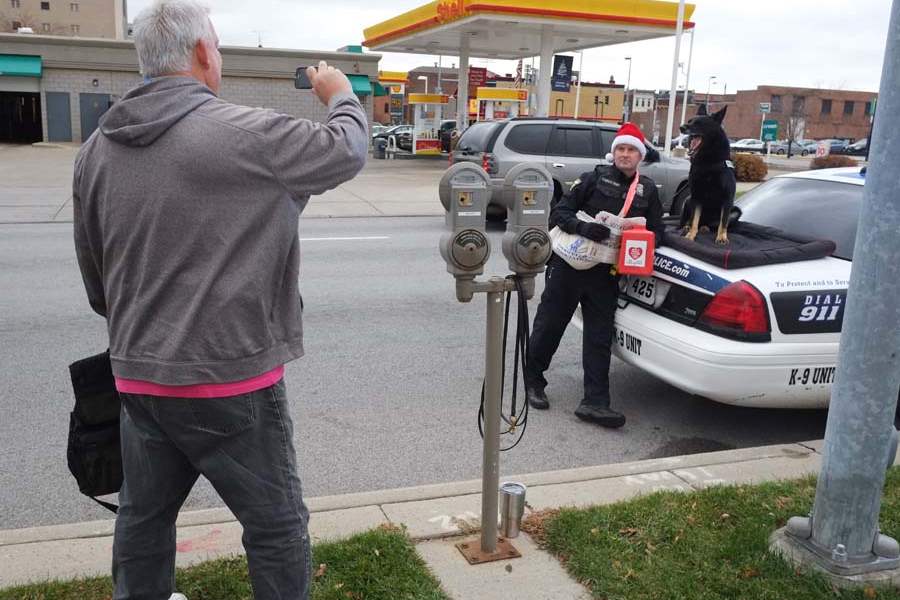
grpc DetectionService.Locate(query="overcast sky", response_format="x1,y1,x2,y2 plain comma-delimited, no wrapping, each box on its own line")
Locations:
126,0,890,94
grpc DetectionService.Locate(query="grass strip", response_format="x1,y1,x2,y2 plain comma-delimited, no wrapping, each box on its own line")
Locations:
1,525,447,600
527,467,900,600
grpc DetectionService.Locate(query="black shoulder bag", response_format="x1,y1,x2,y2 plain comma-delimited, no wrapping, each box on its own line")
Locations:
67,350,122,513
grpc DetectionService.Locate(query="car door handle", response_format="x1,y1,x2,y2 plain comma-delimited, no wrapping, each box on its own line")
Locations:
552,163,566,168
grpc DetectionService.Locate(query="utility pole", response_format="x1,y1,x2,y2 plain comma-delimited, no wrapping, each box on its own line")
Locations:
777,0,900,581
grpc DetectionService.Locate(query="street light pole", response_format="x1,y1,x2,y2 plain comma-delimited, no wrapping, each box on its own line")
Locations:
706,75,716,111
624,56,632,122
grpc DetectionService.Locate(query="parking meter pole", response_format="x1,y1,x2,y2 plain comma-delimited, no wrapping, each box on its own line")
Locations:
780,0,900,577
480,286,505,554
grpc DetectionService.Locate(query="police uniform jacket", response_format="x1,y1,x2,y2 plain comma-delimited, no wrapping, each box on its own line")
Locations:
551,164,664,243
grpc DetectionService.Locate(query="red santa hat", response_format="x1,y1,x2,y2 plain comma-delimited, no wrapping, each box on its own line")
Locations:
610,122,647,159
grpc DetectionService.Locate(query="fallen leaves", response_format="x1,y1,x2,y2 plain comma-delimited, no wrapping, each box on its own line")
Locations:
314,563,327,579
739,566,760,579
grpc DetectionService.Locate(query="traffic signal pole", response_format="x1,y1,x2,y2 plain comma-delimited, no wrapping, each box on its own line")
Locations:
775,0,900,581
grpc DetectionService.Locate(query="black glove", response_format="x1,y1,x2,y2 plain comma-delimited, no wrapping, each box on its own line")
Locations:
576,221,611,242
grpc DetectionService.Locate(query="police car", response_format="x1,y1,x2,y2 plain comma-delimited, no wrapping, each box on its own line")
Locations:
606,167,865,409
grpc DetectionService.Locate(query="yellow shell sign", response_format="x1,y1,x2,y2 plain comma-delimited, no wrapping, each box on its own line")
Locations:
436,0,469,23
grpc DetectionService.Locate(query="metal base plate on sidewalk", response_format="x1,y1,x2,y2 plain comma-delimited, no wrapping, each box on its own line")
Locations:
455,536,521,564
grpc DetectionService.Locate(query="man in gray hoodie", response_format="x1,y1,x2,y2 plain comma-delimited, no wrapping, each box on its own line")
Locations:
72,1,368,598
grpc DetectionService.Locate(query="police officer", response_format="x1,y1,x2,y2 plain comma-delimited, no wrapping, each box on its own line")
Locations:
524,123,663,428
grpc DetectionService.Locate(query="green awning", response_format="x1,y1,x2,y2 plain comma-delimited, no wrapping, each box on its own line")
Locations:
0,54,42,77
373,82,388,96
347,74,371,96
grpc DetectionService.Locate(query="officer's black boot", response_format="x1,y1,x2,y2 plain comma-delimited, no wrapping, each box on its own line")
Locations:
526,386,550,410
574,401,626,428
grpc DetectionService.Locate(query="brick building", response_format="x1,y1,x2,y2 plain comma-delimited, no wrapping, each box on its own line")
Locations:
630,85,876,145
0,33,380,143
724,85,875,142
2,0,127,39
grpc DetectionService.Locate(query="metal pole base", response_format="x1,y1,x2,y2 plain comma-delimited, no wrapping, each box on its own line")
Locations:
456,536,521,565
773,517,900,578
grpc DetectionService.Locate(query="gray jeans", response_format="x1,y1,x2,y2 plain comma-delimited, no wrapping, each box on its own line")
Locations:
112,379,311,600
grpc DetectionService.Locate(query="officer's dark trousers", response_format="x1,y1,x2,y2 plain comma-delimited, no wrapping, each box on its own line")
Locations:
526,254,619,408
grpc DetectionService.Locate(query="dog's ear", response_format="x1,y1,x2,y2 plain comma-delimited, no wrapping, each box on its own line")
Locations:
696,104,708,117
644,144,661,164
712,105,728,124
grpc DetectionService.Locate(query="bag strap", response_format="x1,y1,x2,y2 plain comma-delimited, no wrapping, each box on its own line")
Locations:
91,496,118,513
618,170,640,218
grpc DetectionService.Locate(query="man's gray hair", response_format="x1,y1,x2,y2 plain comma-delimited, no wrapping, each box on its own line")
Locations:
133,0,216,78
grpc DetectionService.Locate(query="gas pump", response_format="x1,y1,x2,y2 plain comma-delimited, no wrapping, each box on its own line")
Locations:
438,162,552,565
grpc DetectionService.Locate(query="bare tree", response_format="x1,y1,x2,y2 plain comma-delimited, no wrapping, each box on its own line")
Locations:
779,88,813,158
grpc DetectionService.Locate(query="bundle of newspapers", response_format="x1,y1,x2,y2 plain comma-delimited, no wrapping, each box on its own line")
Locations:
549,210,647,269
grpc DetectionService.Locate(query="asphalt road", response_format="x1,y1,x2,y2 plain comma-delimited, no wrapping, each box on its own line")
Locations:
0,217,827,530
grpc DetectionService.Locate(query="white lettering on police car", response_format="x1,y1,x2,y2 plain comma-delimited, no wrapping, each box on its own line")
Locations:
654,255,690,279
798,293,843,322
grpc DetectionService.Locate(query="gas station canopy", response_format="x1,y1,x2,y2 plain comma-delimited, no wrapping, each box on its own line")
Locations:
363,0,695,59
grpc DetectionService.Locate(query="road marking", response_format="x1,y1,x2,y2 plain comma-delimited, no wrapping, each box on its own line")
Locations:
299,236,391,242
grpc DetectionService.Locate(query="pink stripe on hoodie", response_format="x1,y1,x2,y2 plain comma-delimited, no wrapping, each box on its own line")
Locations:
116,365,284,399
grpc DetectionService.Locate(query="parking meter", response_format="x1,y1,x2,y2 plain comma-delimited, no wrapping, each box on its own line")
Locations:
439,163,492,300
501,163,552,284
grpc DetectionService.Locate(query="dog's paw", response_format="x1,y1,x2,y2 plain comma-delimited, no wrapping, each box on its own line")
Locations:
684,230,698,242
715,234,729,245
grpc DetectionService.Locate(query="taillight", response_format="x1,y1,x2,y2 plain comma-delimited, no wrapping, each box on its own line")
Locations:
481,152,497,175
697,280,770,341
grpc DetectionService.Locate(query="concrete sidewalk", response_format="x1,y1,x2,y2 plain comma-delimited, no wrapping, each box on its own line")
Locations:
0,143,784,225
3,438,887,599
0,144,448,224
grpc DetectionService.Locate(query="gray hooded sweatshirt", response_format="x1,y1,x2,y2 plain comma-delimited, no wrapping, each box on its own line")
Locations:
73,76,368,384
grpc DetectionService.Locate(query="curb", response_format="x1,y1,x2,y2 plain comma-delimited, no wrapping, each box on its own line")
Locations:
0,441,820,548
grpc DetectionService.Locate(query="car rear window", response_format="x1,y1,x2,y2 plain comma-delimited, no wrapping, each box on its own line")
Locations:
503,124,552,155
456,122,500,152
736,177,863,260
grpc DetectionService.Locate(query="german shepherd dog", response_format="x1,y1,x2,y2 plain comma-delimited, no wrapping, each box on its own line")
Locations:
679,105,736,245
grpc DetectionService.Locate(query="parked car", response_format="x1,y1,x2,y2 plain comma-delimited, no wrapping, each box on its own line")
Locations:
768,139,814,156
845,138,868,156
372,124,413,151
373,124,411,143
446,118,691,220
609,167,865,409
371,124,390,138
669,133,690,149
818,139,850,154
731,138,767,153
